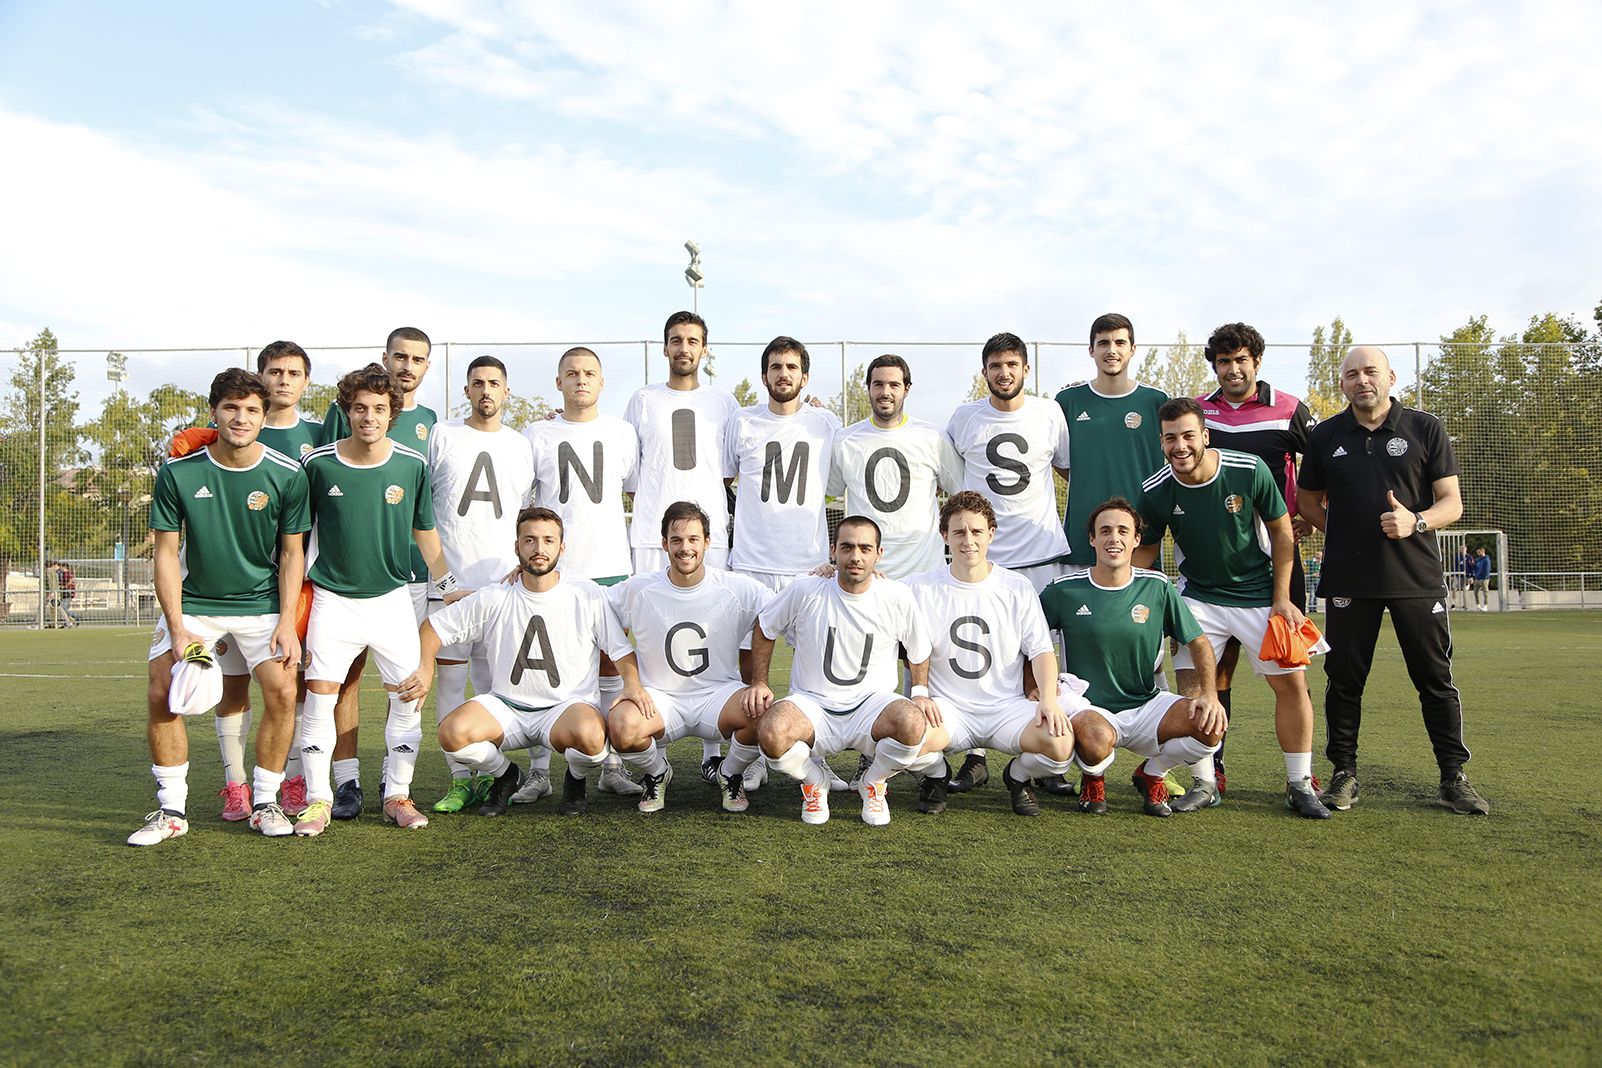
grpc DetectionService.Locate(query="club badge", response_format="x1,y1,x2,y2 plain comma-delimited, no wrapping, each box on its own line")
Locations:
1130,604,1151,624
1224,494,1244,514
1124,412,1142,429
246,491,269,511
1386,437,1408,457
385,484,405,505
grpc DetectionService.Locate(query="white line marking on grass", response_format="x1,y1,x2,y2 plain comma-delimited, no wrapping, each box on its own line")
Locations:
0,672,143,679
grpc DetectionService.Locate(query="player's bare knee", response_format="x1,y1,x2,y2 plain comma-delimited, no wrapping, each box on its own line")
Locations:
878,701,924,745
1071,711,1113,763
607,706,649,751
437,715,473,752
758,712,799,758
1038,732,1074,763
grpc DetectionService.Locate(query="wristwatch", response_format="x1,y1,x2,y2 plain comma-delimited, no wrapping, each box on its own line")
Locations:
1415,515,1430,534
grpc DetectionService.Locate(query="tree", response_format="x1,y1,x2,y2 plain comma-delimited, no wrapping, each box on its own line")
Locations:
1306,316,1354,419
1137,331,1210,400
79,383,210,556
829,364,870,424
302,382,339,419
732,377,759,408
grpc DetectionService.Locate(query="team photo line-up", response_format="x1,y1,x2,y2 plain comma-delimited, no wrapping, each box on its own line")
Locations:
127,310,1491,846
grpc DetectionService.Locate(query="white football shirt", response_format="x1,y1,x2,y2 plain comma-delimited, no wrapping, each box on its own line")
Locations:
827,416,963,578
724,404,841,575
946,396,1071,568
525,414,638,580
608,568,771,696
758,576,932,709
904,563,1054,707
428,575,635,709
427,420,535,591
623,383,739,550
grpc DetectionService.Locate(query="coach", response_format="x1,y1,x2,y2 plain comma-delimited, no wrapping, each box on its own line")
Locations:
1296,346,1489,816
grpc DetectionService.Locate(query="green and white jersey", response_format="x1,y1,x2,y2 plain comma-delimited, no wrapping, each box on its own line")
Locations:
302,441,435,597
149,446,311,616
1038,567,1201,713
1055,382,1168,567
257,413,323,462
1137,449,1285,608
321,401,437,582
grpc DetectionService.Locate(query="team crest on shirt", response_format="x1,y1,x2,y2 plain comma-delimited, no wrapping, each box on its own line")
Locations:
385,484,405,504
1224,494,1244,514
246,491,269,511
415,424,429,442
299,443,313,457
1386,437,1409,457
151,624,165,649
1130,603,1150,624
1332,597,1351,608
215,639,230,655
1124,412,1143,429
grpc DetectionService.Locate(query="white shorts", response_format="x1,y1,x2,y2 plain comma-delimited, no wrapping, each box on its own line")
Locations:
305,585,421,686
1172,599,1326,677
1085,692,1189,759
632,546,729,574
408,582,428,624
735,570,803,595
782,689,902,757
1013,559,1071,595
939,680,1094,753
150,613,283,673
426,597,479,662
475,692,592,751
646,681,746,743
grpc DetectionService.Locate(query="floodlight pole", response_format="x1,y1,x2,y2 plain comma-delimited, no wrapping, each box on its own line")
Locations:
684,240,704,315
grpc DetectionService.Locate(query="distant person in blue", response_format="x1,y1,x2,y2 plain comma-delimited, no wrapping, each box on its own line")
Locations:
1454,548,1472,609
1468,547,1491,612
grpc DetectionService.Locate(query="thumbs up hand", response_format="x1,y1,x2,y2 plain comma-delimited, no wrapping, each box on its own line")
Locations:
1380,489,1416,539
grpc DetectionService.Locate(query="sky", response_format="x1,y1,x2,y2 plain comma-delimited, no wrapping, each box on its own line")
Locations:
2,0,1599,415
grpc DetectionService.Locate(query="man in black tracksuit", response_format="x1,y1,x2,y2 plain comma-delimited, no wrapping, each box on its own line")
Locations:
1296,346,1489,815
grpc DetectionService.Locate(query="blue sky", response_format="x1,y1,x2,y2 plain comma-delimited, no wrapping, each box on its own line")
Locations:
2,1,1599,416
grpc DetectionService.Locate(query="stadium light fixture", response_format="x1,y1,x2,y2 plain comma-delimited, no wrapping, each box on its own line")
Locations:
684,240,704,313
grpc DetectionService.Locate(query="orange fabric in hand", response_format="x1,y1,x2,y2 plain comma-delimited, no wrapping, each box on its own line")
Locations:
169,426,219,458
1259,614,1325,669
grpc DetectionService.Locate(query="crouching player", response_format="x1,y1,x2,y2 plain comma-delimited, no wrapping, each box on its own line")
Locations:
906,491,1080,817
400,507,646,816
129,369,310,845
728,515,941,826
604,502,772,813
1039,498,1226,817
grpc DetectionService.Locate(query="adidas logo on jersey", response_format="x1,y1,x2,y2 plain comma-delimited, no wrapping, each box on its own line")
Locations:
327,485,344,497
1432,601,1445,614
1075,604,1092,616
1332,446,1348,457
193,485,213,499
1172,504,1185,515
1075,411,1090,421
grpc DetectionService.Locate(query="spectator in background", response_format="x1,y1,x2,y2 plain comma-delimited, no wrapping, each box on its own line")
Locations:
1455,548,1473,609
57,560,80,627
1305,550,1322,615
1470,547,1492,612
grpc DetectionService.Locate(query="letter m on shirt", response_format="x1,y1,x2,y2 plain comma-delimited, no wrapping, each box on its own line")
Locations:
761,441,808,504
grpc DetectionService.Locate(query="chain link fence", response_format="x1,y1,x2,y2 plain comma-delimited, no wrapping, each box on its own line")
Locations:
3,337,1596,627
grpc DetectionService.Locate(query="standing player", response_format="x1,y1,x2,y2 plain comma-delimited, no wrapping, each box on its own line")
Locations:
521,347,642,801
400,507,645,818
1196,321,1318,789
1133,398,1330,818
128,369,309,845
605,501,772,812
945,332,1070,791
1039,498,1226,818
727,517,940,826
828,354,964,579
1297,346,1487,815
296,364,450,836
624,311,740,780
905,492,1081,817
425,355,535,814
316,326,437,819
724,336,841,590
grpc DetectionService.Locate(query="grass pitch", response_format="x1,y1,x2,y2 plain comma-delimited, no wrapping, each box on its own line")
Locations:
1,613,1599,1065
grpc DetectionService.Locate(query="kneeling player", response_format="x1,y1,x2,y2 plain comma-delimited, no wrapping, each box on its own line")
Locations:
605,501,772,813
906,491,1080,817
1039,498,1226,817
728,516,941,826
400,507,644,816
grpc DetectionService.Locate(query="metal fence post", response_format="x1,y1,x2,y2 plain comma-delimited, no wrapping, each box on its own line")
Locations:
1033,342,1040,395
443,342,451,401
643,340,650,385
1414,343,1423,409
840,342,848,422
36,349,46,630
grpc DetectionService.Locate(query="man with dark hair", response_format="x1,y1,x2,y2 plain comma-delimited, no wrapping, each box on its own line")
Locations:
400,507,645,818
255,341,322,460
1039,498,1225,817
730,516,940,826
1195,321,1319,790
296,364,451,835
1470,547,1491,611
425,354,535,813
317,327,438,820
1298,346,1488,815
128,369,310,845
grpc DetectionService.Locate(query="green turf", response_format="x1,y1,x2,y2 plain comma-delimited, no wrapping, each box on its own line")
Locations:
2,614,1599,1065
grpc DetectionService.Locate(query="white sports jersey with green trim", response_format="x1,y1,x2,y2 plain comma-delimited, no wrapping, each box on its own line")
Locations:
827,417,964,579
905,563,1054,707
428,419,535,591
526,414,638,580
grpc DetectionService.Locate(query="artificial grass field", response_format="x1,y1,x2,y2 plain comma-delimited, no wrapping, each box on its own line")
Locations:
1,613,1599,1066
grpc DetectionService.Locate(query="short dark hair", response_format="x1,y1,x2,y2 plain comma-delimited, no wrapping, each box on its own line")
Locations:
256,341,309,375
210,368,271,411
761,336,810,375
660,500,710,539
467,355,507,380
1086,496,1145,540
865,354,911,388
558,346,601,372
981,332,1028,367
336,363,403,427
835,514,882,548
1205,322,1265,364
663,311,707,346
939,490,996,533
386,326,431,353
516,505,564,538
1089,313,1135,347
1158,396,1207,430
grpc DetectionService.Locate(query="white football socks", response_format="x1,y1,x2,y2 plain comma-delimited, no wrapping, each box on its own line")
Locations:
384,693,422,800
1190,757,1217,785
864,734,922,785
435,662,472,780
1285,750,1312,782
214,709,250,785
152,761,189,816
252,766,284,808
720,739,762,779
769,741,824,786
618,743,669,778
300,691,337,804
447,740,509,777
1149,735,1216,776
284,699,304,778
